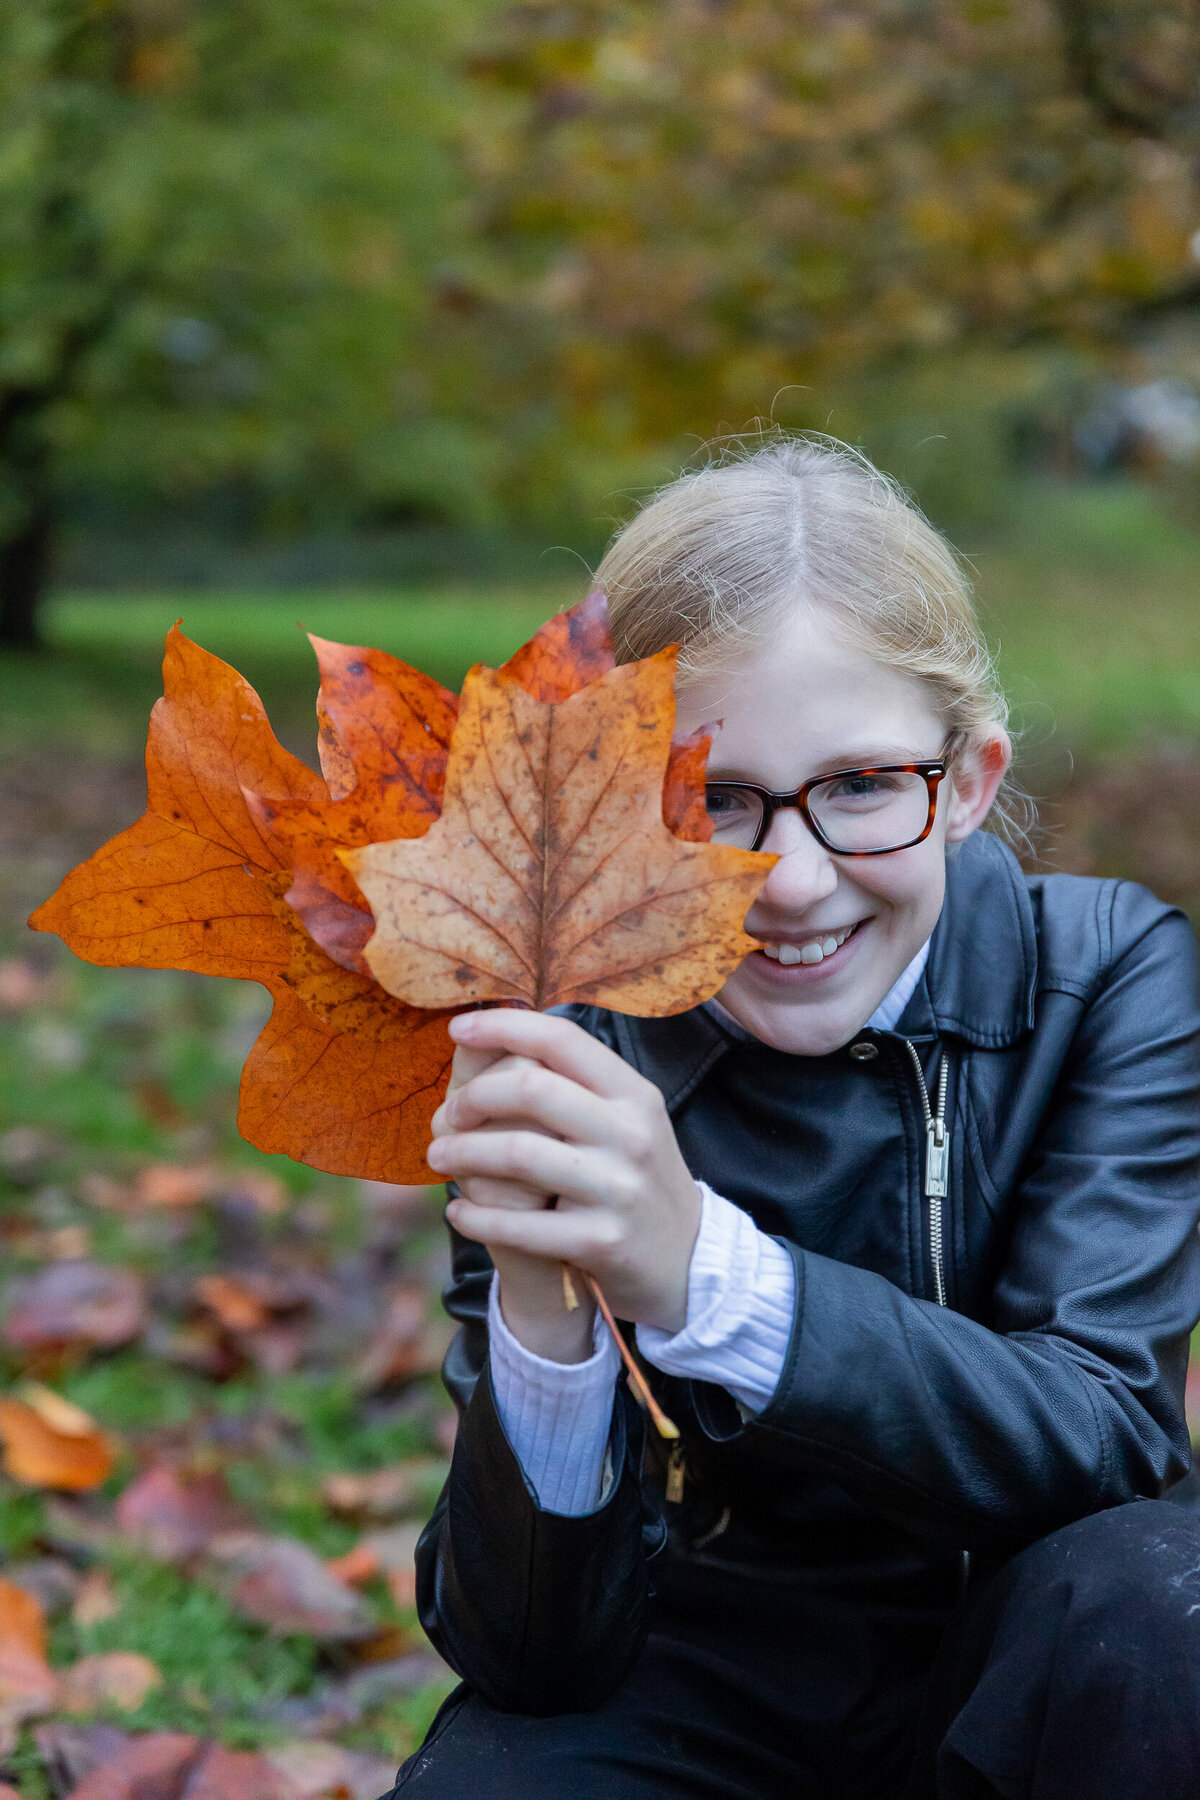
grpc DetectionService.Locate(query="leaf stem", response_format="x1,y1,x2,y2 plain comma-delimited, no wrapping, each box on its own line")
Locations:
580,1272,679,1440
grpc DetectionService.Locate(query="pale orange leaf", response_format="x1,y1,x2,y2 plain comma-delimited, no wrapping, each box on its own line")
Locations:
0,1387,115,1491
346,651,774,1015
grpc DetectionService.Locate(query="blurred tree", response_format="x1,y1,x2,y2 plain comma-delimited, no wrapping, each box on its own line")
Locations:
0,0,482,646
460,0,1200,503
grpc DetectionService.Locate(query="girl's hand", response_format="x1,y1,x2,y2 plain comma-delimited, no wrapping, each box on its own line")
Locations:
428,1010,702,1334
440,1037,597,1363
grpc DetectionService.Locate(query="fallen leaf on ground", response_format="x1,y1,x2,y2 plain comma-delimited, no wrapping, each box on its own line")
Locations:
0,1583,56,1753
192,1275,272,1335
2,1261,146,1356
33,1722,131,1793
322,1543,380,1588
384,1569,416,1610
0,1576,48,1660
71,1569,119,1628
357,1525,423,1610
115,1465,251,1563
134,1165,221,1208
42,1497,123,1558
347,651,773,1015
320,1459,447,1523
205,1534,376,1640
221,1171,287,1215
56,1653,162,1716
63,1734,294,1800
14,1225,93,1263
0,1386,115,1490
347,1624,420,1664
352,1285,441,1391
61,1734,198,1800
0,1639,57,1752
252,1651,453,1738
263,1739,398,1800
6,1557,83,1620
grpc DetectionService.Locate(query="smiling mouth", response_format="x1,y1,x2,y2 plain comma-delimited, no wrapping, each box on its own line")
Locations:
756,921,862,966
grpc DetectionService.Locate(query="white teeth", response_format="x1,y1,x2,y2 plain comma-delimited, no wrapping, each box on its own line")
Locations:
761,924,855,965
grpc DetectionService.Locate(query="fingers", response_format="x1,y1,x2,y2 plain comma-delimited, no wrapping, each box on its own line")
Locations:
429,1127,615,1205
447,1039,509,1095
452,1173,551,1214
432,1063,611,1145
449,1009,646,1101
447,1193,621,1266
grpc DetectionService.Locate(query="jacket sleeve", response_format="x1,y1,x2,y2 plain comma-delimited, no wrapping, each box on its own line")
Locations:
695,891,1200,1552
414,1222,662,1713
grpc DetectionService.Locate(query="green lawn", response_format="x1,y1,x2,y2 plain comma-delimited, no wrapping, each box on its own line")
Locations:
969,484,1200,755
2,480,1196,770
1,581,576,761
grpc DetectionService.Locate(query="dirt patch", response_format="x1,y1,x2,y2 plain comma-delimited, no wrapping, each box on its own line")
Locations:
1033,745,1200,922
1,751,146,951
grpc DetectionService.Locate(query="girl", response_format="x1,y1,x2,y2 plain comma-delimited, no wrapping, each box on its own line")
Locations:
391,439,1200,1799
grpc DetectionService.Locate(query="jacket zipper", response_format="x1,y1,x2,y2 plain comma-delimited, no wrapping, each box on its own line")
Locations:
903,1039,949,1308
903,1038,971,1597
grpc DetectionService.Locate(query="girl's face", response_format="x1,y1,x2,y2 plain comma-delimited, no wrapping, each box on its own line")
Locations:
674,609,1010,1056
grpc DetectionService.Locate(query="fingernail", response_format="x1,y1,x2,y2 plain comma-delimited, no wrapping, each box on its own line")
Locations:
427,1140,448,1169
449,1014,477,1040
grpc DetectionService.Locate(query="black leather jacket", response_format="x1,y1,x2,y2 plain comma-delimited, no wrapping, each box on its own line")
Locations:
415,832,1200,1714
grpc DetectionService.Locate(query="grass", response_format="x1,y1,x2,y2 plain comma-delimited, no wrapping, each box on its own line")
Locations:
0,958,456,1773
1,580,576,760
968,483,1200,755
2,480,1197,771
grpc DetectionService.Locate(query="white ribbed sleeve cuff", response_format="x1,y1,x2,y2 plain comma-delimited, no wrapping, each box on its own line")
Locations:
487,1274,621,1516
636,1183,795,1415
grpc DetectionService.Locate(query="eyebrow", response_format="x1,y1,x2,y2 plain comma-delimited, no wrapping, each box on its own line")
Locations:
706,744,936,783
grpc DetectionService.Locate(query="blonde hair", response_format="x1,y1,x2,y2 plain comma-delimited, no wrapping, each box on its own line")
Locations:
594,434,1033,851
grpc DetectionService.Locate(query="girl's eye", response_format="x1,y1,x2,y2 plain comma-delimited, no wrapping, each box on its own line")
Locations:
705,787,751,819
704,787,762,840
822,773,903,808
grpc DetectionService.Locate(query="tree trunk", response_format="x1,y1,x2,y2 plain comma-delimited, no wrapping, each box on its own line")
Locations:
0,501,53,649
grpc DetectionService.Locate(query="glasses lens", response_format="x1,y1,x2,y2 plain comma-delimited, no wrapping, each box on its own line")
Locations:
704,784,765,849
808,769,933,853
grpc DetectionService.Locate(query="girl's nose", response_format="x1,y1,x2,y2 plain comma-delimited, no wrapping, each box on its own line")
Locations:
758,808,839,908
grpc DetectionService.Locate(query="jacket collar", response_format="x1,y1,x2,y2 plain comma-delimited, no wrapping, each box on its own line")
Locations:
910,830,1038,1049
608,830,1039,1107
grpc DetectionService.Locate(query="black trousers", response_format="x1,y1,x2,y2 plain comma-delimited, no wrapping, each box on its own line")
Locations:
390,1501,1200,1799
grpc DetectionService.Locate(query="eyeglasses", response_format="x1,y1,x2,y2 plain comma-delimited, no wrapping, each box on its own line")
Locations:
704,745,956,857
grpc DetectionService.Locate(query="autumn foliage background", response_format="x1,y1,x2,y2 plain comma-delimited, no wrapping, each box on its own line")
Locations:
3,1,1200,1795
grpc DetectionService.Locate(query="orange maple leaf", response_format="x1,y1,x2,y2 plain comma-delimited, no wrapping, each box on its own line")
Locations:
344,649,774,1015
29,625,455,1183
244,636,460,973
30,593,762,1185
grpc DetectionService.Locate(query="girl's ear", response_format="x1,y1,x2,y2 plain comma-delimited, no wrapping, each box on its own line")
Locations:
944,729,1012,842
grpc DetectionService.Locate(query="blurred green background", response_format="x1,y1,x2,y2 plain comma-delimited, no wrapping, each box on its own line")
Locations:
3,1,1200,1788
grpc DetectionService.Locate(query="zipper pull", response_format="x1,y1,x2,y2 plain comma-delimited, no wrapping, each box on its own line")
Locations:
925,1118,949,1198
665,1442,687,1504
